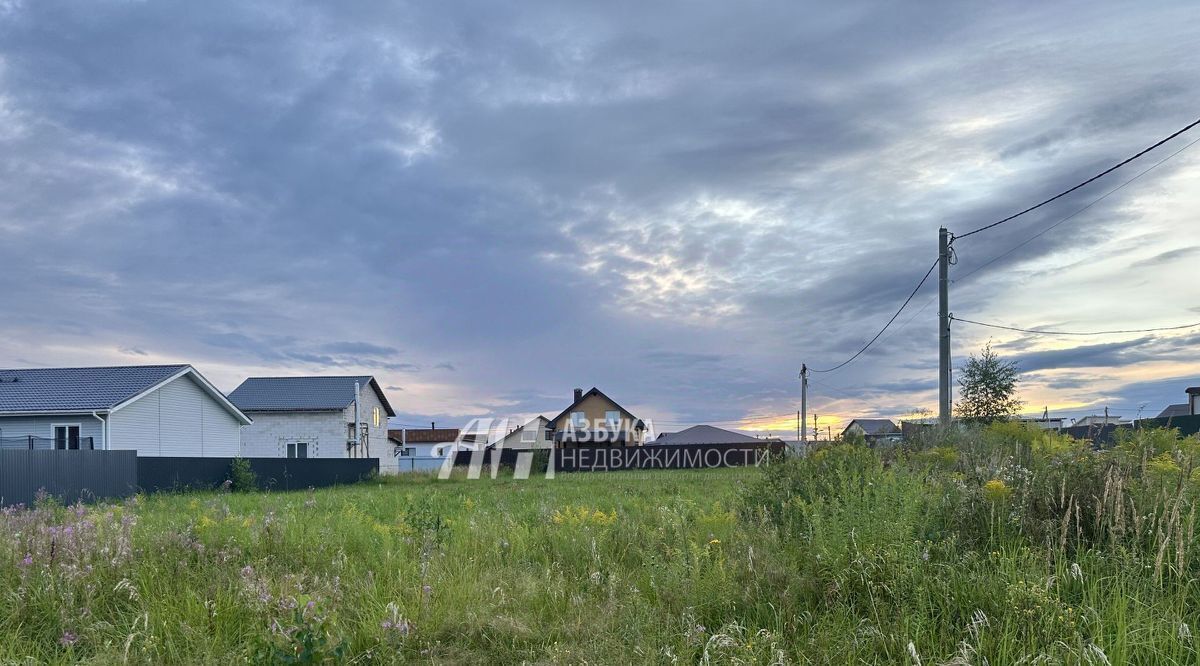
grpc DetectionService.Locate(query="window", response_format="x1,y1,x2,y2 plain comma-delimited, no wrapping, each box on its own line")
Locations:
570,411,587,429
52,424,81,450
605,411,621,428
372,406,381,428
286,442,309,459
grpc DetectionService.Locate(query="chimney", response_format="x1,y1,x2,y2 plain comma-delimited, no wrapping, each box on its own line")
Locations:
573,388,583,402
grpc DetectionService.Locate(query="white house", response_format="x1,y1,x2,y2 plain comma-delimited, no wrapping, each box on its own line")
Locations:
488,416,554,450
0,364,250,456
227,376,397,471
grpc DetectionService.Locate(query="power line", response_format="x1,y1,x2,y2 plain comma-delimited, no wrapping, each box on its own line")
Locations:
952,115,1200,241
951,315,1200,337
956,134,1200,283
809,258,939,373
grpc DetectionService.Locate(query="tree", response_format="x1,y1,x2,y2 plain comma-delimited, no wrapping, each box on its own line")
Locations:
955,343,1022,422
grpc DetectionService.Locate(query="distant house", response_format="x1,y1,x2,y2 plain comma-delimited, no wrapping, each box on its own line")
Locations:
1017,417,1066,430
227,376,396,470
1157,387,1200,419
388,425,482,458
1072,415,1129,427
1157,404,1190,419
840,418,901,444
549,387,646,447
0,364,250,455
489,416,553,450
651,424,764,445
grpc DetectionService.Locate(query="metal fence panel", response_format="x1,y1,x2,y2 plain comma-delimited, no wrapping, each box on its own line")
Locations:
0,449,137,507
136,457,379,493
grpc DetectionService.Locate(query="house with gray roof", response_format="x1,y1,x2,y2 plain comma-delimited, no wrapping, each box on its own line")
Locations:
227,376,397,471
840,418,902,444
650,424,765,445
0,364,250,455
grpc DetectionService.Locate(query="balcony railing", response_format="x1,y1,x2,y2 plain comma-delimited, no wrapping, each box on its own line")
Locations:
0,436,95,450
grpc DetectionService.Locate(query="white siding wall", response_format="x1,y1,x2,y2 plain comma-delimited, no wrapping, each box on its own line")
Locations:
0,415,104,446
108,374,243,456
239,411,349,459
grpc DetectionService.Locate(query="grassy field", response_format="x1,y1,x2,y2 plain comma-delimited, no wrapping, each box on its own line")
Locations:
2,425,1200,664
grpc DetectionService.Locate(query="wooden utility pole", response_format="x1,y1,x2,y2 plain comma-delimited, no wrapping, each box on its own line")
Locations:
938,227,952,426
799,364,808,443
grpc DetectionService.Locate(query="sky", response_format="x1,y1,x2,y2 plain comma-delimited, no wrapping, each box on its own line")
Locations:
1,1,1198,437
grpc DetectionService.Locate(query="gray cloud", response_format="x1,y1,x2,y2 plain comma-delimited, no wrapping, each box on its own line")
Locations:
1,1,1198,428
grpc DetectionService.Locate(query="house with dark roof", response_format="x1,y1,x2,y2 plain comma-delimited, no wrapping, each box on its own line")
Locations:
227,376,396,470
0,364,250,455
549,387,646,447
1157,386,1200,419
840,418,902,444
651,424,764,446
387,423,485,459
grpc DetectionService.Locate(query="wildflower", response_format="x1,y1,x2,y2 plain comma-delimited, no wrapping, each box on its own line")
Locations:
1180,623,1193,642
19,553,32,567
382,602,413,638
907,640,922,666
59,631,78,647
982,479,1011,502
709,539,721,545
1069,562,1084,582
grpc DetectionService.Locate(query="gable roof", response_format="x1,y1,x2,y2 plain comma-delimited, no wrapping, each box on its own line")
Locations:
227,376,395,416
652,425,763,445
548,387,643,429
1157,403,1190,419
843,418,900,436
0,364,251,424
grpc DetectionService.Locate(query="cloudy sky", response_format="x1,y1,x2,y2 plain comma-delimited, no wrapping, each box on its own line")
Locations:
1,1,1198,436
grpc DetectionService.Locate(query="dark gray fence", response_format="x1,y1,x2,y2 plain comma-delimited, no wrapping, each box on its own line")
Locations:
0,449,137,506
137,457,378,493
1064,413,1200,447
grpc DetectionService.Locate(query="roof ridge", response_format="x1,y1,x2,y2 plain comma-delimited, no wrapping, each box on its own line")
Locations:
239,375,374,380
0,363,190,372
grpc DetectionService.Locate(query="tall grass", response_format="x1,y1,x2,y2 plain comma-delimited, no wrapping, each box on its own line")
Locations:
1,426,1198,663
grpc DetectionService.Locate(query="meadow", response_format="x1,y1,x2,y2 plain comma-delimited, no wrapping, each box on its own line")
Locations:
2,424,1199,664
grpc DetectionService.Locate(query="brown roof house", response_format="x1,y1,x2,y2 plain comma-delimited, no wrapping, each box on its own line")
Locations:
549,387,646,447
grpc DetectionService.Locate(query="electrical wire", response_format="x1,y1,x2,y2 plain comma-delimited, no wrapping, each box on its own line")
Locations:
808,258,939,373
950,315,1200,337
953,116,1200,241
956,134,1200,282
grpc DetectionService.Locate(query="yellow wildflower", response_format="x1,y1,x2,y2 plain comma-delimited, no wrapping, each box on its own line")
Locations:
982,479,1011,502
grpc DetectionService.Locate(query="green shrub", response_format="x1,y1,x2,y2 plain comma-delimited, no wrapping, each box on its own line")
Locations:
229,457,258,492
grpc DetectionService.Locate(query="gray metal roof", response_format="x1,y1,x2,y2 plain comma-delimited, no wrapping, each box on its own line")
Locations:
651,424,764,445
1156,403,1190,419
844,418,900,436
227,376,395,415
0,364,189,413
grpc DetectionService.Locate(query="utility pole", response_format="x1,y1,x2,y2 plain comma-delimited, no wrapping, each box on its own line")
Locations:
813,413,819,442
938,227,952,427
799,364,808,444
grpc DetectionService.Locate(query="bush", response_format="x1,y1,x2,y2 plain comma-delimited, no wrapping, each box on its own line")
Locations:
229,457,257,492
